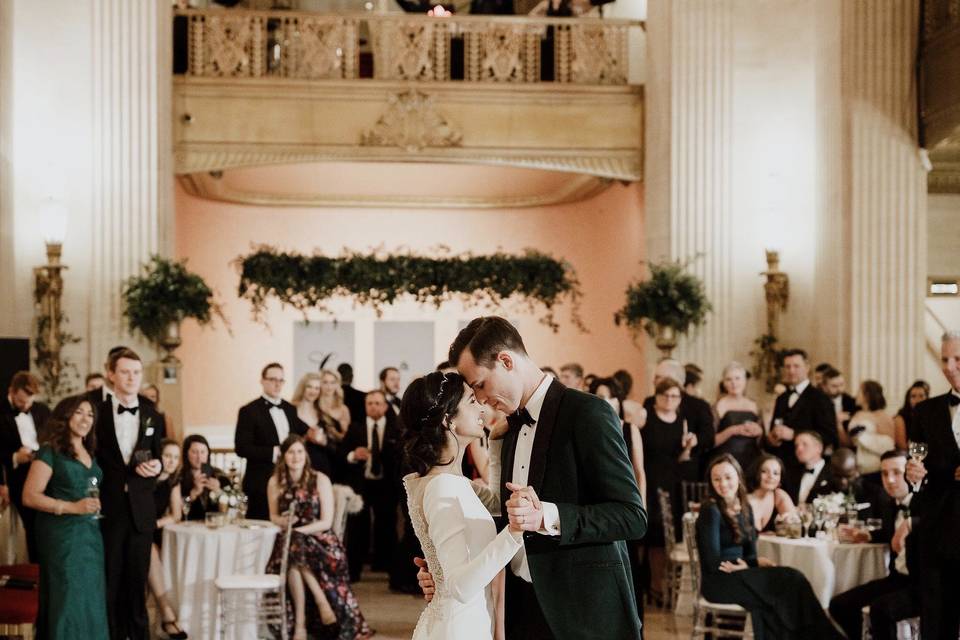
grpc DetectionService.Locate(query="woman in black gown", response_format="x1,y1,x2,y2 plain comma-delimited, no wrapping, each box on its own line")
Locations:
149,439,187,638
712,362,763,472
179,435,231,521
697,454,841,640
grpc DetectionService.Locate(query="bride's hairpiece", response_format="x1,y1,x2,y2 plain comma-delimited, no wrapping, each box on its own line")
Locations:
422,373,451,424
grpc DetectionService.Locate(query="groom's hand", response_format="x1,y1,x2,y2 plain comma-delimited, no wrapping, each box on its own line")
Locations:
413,557,435,602
505,482,543,532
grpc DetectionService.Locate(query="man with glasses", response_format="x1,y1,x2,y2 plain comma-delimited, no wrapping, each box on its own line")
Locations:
235,363,308,520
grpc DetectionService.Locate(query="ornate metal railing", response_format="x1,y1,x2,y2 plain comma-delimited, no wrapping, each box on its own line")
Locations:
176,8,641,85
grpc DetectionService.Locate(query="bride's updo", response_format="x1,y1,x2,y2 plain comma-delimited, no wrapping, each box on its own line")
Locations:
401,371,466,476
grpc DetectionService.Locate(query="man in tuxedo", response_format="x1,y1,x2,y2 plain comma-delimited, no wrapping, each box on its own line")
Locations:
558,362,585,391
341,390,400,581
85,372,106,392
821,367,859,434
794,431,834,505
337,362,367,427
644,358,716,478
766,348,838,493
435,316,646,639
0,371,51,562
235,362,308,521
829,450,921,640
826,446,888,517
906,330,960,640
379,366,402,415
91,348,165,640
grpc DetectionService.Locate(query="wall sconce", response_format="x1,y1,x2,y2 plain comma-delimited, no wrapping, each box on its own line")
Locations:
33,199,75,401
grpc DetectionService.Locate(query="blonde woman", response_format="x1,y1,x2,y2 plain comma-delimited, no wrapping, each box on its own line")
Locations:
318,369,351,438
292,373,340,475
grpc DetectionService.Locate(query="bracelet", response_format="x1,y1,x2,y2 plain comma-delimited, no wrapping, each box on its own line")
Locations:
55,500,64,516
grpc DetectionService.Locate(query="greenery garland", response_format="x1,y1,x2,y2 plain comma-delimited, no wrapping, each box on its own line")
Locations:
236,246,584,332
614,257,712,337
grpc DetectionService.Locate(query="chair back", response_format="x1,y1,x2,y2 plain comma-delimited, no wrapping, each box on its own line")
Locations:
682,512,703,599
331,484,361,541
682,481,710,511
658,489,678,552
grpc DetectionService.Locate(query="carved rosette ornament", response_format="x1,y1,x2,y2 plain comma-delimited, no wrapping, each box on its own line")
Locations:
361,91,462,153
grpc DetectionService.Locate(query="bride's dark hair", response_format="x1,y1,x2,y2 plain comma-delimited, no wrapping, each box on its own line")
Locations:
401,371,466,476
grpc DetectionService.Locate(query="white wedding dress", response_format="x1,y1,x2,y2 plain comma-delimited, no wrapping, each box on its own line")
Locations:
404,472,522,640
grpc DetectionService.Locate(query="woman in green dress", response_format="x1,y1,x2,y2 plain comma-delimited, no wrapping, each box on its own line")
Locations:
22,394,109,640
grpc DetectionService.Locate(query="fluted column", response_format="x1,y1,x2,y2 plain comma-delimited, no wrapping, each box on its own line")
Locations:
842,0,927,396
88,0,173,363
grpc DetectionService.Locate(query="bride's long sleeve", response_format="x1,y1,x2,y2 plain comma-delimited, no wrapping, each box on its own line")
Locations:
424,474,523,604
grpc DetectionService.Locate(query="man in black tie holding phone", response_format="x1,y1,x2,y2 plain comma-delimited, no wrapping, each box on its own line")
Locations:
90,347,165,640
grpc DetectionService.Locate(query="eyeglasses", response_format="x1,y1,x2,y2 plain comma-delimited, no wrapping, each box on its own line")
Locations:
263,377,285,384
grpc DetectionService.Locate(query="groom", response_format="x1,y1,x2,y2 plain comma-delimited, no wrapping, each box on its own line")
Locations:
421,316,647,639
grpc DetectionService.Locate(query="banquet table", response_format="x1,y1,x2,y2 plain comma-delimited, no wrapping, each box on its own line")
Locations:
757,535,888,608
162,520,280,640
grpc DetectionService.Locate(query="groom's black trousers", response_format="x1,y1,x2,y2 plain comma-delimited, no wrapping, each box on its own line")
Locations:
505,570,554,639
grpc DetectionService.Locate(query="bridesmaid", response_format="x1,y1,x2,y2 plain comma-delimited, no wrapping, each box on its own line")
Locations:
713,362,763,473
22,395,109,640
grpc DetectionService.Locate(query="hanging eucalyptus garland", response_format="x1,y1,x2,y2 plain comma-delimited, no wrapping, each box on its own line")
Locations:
236,246,584,331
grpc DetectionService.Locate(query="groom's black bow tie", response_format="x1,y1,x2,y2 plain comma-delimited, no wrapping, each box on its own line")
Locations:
118,404,138,416
507,407,535,432
948,393,960,407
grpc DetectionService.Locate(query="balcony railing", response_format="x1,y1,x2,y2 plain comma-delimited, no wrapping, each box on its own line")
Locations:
176,8,642,85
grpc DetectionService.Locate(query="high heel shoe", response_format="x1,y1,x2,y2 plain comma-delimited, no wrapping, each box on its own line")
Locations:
161,620,188,640
319,620,340,640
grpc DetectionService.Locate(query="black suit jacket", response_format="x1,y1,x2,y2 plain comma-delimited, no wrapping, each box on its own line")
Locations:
339,413,400,494
0,398,51,508
837,393,859,432
870,495,921,580
91,393,166,533
501,380,646,639
912,392,960,560
768,383,838,493
341,384,367,427
796,461,836,504
235,398,308,497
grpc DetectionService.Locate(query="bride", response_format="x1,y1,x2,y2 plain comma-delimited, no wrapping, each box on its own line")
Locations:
401,371,523,640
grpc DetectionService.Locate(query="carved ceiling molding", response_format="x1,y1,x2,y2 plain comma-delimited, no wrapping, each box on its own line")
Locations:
174,145,642,181
359,90,463,152
928,126,960,193
177,171,612,209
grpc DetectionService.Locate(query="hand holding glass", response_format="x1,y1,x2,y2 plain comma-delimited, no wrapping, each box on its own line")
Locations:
87,476,104,520
907,441,928,492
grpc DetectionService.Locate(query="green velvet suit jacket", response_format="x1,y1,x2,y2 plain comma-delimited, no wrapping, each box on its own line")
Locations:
499,379,647,639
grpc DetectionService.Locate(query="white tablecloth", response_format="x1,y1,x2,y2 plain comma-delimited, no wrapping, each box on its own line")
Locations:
162,520,280,640
757,535,889,607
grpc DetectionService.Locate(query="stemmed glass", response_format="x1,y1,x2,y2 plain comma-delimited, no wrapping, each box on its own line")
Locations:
798,504,814,538
907,440,928,492
865,518,882,533
87,476,104,520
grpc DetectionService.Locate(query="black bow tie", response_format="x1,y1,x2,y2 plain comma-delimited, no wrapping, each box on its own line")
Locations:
13,409,26,418
264,399,281,409
804,467,817,475
948,394,960,407
507,407,535,432
118,405,138,416
896,503,910,513
787,386,797,395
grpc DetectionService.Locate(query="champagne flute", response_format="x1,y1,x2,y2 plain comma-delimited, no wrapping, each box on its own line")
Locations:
907,441,928,492
678,419,692,462
87,476,104,520
798,504,814,538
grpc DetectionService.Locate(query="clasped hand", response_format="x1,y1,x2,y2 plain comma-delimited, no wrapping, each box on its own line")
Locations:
505,482,543,533
718,559,748,573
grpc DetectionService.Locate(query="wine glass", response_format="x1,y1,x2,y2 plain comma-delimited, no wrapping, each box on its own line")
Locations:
798,505,814,537
908,441,928,492
865,518,882,533
87,476,104,520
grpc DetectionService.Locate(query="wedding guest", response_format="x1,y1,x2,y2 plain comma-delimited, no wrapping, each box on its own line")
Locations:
559,362,585,390
342,390,400,581
746,454,796,534
713,362,763,473
846,380,895,477
821,367,859,438
380,366,403,414
794,431,834,504
829,450,921,640
22,395,109,640
320,369,352,439
640,377,690,603
266,435,372,640
93,347,164,640
612,368,647,425
141,383,174,442
337,363,366,432
824,447,888,523
696,454,842,640
85,372,105,392
149,439,187,639
292,372,339,476
540,365,558,378
812,362,833,388
893,379,929,450
0,370,51,561
644,358,715,478
904,330,960,640
180,434,229,521
684,362,704,398
235,363,308,521
765,349,837,497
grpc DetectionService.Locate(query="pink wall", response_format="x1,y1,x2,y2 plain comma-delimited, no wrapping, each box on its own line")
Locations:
175,166,648,434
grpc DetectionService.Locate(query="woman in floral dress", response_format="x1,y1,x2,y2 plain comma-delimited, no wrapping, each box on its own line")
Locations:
266,435,372,640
